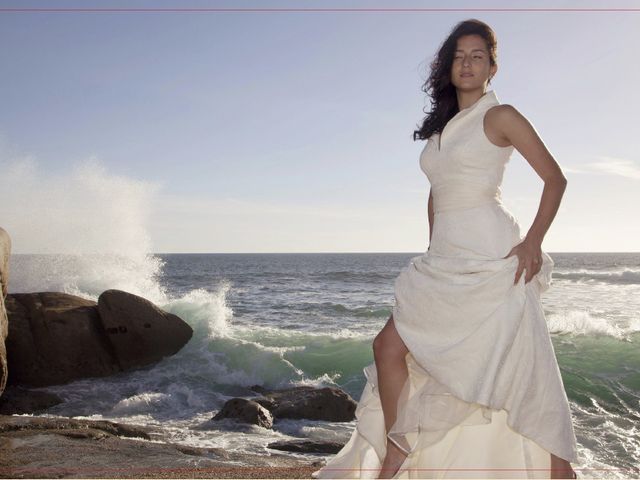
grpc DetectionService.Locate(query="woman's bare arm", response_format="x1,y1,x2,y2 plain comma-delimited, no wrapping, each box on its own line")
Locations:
487,104,567,283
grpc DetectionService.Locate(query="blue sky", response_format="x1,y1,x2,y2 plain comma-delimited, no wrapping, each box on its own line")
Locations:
1,1,639,253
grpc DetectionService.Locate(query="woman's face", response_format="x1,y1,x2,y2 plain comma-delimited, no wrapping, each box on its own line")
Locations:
450,34,497,90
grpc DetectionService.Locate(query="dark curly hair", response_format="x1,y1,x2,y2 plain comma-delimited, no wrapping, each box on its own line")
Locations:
413,19,498,141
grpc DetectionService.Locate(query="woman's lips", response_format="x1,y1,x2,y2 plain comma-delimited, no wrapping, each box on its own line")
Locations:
461,73,474,77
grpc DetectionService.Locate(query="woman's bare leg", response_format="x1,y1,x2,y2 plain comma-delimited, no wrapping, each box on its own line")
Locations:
372,314,410,479
550,454,577,478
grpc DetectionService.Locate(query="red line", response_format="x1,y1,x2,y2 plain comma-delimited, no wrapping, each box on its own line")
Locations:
0,466,630,472
320,467,629,471
0,7,639,12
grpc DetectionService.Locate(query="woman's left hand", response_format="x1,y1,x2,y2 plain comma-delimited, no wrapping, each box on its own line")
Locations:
502,237,543,285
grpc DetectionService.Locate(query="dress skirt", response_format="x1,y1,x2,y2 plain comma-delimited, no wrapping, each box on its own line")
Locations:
312,201,578,479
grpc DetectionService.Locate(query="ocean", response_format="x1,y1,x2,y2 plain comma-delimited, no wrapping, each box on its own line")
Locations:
7,251,640,477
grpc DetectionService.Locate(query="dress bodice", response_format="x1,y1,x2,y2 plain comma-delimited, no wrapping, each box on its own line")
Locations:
419,90,516,213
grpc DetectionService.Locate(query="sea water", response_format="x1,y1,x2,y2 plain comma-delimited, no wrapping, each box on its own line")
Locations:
7,251,640,477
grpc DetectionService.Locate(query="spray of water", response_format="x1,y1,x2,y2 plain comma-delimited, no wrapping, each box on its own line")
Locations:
0,151,169,302
0,147,241,340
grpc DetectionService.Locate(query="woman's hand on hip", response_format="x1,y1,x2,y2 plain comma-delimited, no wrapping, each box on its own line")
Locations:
503,238,543,285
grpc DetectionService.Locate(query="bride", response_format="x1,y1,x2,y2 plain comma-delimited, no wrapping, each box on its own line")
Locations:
313,18,578,480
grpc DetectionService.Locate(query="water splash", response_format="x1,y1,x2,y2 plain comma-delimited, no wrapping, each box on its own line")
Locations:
0,153,167,303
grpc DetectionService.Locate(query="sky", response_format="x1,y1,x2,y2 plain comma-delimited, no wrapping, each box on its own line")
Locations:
1,0,639,253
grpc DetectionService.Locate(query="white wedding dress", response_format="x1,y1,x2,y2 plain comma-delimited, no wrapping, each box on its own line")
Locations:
313,90,579,479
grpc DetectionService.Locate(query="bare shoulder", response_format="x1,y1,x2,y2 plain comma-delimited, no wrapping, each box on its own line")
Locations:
485,104,567,183
484,104,515,147
487,103,520,116
484,104,537,148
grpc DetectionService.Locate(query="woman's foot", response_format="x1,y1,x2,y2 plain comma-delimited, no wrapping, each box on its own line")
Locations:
378,440,409,479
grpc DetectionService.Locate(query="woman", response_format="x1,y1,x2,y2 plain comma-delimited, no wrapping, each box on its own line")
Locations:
313,19,579,479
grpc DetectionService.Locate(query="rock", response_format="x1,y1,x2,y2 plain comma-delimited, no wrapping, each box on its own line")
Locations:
249,384,269,395
0,386,63,414
0,226,11,398
252,386,357,422
4,290,192,388
5,292,116,387
267,439,345,454
0,228,9,295
212,398,274,428
98,289,192,370
0,413,151,439
252,396,277,411
0,413,317,478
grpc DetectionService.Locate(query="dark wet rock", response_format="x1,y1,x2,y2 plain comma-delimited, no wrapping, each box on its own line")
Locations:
249,385,269,395
5,292,118,387
0,386,63,414
97,289,192,370
252,397,277,411
252,386,356,422
267,439,345,454
212,398,274,429
3,290,192,388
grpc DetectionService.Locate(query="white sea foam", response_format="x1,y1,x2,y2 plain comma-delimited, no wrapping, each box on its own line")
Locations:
554,268,640,285
162,284,233,338
110,392,171,415
547,309,638,338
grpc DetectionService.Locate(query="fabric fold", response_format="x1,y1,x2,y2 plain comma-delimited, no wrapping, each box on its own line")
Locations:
390,249,577,464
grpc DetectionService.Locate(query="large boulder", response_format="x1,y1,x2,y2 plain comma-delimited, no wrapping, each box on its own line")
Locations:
0,227,11,397
97,289,192,370
6,292,116,387
4,290,192,387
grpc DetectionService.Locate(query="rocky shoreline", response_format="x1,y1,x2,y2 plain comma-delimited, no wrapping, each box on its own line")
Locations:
0,413,323,478
0,229,354,478
0,381,353,478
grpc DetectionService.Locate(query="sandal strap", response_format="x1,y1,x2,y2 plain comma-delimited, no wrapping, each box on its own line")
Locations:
386,433,411,456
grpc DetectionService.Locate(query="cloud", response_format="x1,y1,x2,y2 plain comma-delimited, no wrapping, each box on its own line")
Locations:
564,157,640,180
